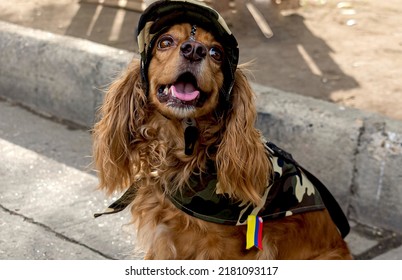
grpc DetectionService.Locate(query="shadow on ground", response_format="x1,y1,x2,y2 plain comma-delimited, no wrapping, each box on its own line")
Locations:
63,0,359,101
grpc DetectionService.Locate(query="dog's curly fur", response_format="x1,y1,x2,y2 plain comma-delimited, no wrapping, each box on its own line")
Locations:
93,24,352,259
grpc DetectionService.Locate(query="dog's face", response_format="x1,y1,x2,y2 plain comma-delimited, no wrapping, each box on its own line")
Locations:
147,23,225,119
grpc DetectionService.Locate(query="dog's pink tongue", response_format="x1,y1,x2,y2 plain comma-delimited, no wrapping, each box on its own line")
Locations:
171,82,200,101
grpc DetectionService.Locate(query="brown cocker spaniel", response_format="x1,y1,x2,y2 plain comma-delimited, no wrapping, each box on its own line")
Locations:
93,0,352,260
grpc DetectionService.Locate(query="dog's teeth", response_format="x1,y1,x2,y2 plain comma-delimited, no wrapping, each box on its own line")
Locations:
159,86,169,95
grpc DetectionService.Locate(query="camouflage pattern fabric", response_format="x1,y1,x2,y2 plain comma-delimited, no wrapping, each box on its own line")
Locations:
95,141,349,238
169,142,326,226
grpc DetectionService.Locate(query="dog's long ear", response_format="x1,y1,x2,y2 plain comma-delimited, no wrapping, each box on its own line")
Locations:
216,69,271,205
93,60,146,194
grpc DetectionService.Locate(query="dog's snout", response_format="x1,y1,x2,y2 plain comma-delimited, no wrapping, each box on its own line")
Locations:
180,40,207,62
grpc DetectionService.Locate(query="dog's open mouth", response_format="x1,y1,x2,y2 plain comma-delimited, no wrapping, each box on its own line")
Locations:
157,72,205,109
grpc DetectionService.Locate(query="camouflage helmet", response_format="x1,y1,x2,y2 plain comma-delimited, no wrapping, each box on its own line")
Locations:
137,0,239,103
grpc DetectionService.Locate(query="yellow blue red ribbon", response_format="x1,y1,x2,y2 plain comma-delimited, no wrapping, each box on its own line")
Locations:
246,215,263,250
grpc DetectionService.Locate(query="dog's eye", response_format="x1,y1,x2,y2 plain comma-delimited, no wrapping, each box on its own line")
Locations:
157,36,175,49
209,46,224,62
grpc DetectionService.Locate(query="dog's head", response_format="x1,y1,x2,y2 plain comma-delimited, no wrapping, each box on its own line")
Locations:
94,0,271,205
137,0,239,119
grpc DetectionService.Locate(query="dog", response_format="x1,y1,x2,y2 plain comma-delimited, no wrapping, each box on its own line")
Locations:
93,0,352,259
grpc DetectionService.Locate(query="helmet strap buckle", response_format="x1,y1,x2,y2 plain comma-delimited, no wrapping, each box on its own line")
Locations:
189,25,197,41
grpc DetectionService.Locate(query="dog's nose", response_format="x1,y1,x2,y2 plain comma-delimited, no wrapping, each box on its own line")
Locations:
180,40,207,62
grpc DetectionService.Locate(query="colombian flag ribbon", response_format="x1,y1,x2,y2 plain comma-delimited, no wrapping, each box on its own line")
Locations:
246,215,263,250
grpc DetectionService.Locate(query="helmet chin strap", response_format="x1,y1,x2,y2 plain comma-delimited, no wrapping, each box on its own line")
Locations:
156,24,205,156
179,25,199,156
156,110,198,156
183,118,198,156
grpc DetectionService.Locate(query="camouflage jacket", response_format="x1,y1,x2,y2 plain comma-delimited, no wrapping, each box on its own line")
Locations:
170,142,325,226
95,142,350,238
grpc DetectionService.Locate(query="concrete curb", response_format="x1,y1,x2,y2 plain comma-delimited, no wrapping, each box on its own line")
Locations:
1,21,402,233
0,21,133,127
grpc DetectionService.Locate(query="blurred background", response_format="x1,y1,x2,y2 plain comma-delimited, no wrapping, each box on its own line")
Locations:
1,0,401,120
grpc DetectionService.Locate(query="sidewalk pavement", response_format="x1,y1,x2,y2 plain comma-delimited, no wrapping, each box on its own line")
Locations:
0,100,141,260
1,99,402,260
